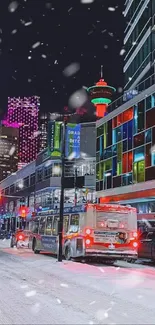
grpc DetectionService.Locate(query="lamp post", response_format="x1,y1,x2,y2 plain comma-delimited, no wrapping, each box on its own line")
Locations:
58,120,66,262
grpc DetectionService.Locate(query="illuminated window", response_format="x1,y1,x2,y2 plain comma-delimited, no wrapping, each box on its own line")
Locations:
145,129,151,143
117,162,122,175
145,96,151,111
104,159,112,171
112,116,117,128
112,126,122,144
123,123,127,139
122,153,128,173
134,146,144,162
123,140,127,152
112,157,117,176
117,114,123,126
123,107,133,123
127,151,133,172
137,160,145,183
137,100,144,132
117,142,122,162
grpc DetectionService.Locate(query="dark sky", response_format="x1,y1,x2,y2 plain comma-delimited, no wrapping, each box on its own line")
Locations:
0,0,125,116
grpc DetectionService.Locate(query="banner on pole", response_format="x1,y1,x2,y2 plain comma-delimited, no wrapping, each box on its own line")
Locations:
65,123,81,159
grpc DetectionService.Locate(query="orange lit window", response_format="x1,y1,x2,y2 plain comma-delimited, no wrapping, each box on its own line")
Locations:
117,114,123,126
123,107,133,123
122,153,128,173
128,151,133,172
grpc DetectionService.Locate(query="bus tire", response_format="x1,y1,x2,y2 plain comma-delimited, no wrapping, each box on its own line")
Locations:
33,239,40,254
65,246,71,260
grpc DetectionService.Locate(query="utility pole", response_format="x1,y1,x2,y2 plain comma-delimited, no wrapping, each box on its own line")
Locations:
58,120,66,262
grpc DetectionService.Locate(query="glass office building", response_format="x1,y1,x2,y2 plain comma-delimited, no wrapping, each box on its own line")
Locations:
96,81,155,217
124,0,155,90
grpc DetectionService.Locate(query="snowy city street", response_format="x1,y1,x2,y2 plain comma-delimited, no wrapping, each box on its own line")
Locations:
0,240,155,324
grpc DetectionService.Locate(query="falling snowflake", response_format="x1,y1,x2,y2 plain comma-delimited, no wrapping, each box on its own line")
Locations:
108,7,115,11
8,1,19,13
25,21,32,26
9,146,16,156
63,62,80,77
69,89,87,109
57,298,61,304
32,41,41,49
120,49,126,56
42,54,47,59
81,0,94,3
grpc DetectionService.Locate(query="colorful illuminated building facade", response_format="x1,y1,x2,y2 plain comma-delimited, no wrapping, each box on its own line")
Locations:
96,80,155,220
6,96,40,169
39,112,49,152
87,68,116,118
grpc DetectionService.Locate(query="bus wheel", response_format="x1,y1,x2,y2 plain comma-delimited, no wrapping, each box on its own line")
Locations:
65,246,71,260
33,240,40,254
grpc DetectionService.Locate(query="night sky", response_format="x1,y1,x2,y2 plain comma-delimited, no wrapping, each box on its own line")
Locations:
0,0,125,116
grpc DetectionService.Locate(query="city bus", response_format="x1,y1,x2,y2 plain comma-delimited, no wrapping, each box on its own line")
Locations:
28,204,138,262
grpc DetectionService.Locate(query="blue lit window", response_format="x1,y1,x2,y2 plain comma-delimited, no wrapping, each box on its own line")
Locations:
145,129,151,143
122,175,127,186
133,106,138,134
128,120,133,150
151,152,155,166
134,146,145,162
123,123,127,139
151,94,155,108
126,173,132,185
112,145,117,156
112,157,117,176
112,126,122,144
123,140,127,152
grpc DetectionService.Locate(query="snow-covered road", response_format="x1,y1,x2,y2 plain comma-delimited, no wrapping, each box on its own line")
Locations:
0,240,155,324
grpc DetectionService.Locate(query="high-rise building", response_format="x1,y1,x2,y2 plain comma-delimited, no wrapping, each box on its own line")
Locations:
39,112,49,152
123,0,155,90
0,126,18,181
6,96,40,169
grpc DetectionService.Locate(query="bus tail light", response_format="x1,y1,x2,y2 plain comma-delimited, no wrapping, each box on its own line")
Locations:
133,241,138,248
85,239,91,245
85,228,92,235
18,235,23,240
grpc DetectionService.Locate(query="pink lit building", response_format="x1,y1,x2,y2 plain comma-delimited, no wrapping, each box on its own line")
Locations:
6,96,40,169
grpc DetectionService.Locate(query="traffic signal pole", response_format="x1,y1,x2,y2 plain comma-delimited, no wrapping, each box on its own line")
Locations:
58,121,66,262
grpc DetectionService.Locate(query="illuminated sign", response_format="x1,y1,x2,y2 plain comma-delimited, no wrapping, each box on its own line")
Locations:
48,121,62,157
65,123,81,158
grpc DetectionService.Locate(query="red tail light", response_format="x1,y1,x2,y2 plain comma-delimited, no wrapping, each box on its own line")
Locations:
85,239,91,245
85,228,92,235
133,241,138,248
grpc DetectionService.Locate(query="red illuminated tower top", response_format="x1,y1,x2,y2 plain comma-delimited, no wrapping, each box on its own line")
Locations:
87,66,116,118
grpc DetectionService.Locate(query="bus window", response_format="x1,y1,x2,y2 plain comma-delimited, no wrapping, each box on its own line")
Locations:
39,217,46,235
52,216,59,235
45,216,53,236
69,214,79,233
63,215,69,234
32,218,39,234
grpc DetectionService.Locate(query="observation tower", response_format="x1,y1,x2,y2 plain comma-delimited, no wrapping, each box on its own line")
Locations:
87,66,116,118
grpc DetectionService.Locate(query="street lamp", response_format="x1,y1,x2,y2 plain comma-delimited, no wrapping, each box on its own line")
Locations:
58,120,66,262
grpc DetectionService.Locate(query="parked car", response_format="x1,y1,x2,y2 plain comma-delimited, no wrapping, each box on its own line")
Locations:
138,227,155,261
10,229,31,248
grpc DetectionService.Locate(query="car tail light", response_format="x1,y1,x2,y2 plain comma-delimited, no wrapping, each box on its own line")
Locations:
85,228,92,235
133,241,138,248
18,235,23,240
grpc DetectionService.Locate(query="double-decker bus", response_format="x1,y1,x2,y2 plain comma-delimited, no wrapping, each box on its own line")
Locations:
29,204,138,262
